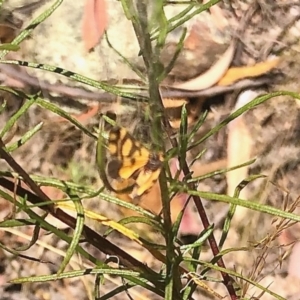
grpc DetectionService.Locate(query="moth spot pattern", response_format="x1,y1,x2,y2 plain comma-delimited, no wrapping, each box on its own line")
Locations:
105,126,164,198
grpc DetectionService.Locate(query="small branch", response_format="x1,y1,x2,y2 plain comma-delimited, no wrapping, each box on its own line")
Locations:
0,176,165,293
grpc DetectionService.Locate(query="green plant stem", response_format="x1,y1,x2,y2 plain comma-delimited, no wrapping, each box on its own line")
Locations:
127,1,180,298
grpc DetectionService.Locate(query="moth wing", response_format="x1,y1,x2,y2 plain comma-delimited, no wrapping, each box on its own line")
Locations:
133,168,162,197
107,125,164,197
119,156,149,179
111,177,135,194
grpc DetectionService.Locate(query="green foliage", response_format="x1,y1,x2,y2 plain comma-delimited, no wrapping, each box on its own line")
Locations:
0,1,298,300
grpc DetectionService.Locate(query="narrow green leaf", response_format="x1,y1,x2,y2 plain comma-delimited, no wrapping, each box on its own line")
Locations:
189,92,300,150
0,0,63,59
0,218,37,227
158,27,186,82
57,195,84,275
0,98,36,139
15,218,42,251
36,98,96,139
0,44,19,51
188,110,208,143
0,241,51,263
0,99,6,114
153,0,168,48
105,32,146,81
120,0,136,20
167,0,222,36
180,225,214,253
219,175,266,249
187,159,257,183
164,272,174,300
104,215,163,237
6,122,43,152
150,3,195,41
181,258,286,300
188,190,300,222
0,59,144,100
179,104,188,168
182,225,214,300
12,267,142,283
